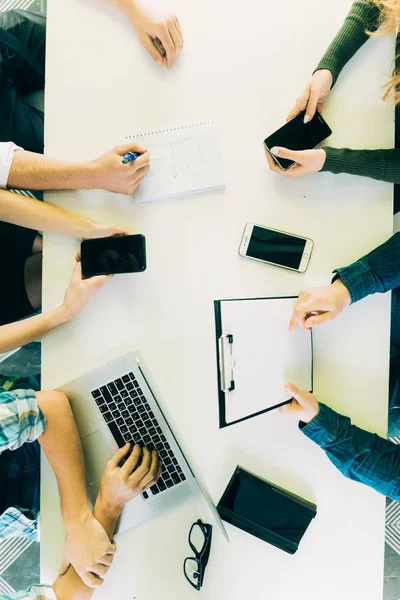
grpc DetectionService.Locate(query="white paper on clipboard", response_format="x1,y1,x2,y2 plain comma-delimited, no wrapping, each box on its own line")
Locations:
219,298,312,424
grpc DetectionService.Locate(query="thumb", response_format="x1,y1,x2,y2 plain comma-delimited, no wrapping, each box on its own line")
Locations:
285,382,308,406
141,34,164,66
270,147,303,162
108,443,131,468
305,311,335,329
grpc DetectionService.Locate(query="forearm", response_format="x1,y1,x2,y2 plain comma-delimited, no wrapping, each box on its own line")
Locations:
322,147,400,184
301,403,400,500
0,308,69,354
0,188,95,238
37,391,91,525
334,233,400,303
7,150,97,191
315,1,380,85
104,0,136,16
52,502,120,600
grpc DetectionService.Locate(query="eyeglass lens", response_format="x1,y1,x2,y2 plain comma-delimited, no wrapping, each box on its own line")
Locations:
189,523,207,554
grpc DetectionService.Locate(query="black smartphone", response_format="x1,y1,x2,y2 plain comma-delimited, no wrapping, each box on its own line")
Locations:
264,110,332,170
80,234,146,277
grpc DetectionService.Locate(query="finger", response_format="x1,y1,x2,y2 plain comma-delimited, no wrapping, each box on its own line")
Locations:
139,450,160,489
98,553,114,567
107,443,131,469
72,261,83,282
279,402,292,415
304,87,320,123
141,34,165,66
80,571,104,589
304,310,334,329
286,86,310,121
157,26,176,68
106,540,117,555
121,443,141,476
289,299,319,331
264,148,282,172
116,143,147,157
173,16,184,43
284,382,308,406
269,147,304,163
317,101,324,115
131,151,150,171
129,447,151,485
75,251,81,262
90,563,110,577
85,274,114,289
131,164,150,185
168,17,183,53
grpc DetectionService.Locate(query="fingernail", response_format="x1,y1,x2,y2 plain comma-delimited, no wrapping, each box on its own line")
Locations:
303,114,310,124
157,58,163,66
270,147,279,155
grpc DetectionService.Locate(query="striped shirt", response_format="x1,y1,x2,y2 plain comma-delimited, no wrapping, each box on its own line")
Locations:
0,389,53,600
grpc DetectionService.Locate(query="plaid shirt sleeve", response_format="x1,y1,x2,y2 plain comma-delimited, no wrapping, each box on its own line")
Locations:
0,584,57,600
0,389,47,451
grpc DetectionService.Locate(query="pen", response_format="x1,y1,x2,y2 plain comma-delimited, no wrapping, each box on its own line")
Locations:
122,151,142,165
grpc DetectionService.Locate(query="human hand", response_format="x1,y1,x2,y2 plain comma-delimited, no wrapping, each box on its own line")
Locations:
289,279,351,332
265,146,326,178
61,260,112,320
279,382,319,424
91,144,150,195
287,69,333,124
127,0,183,68
97,444,162,514
64,513,116,588
86,221,131,240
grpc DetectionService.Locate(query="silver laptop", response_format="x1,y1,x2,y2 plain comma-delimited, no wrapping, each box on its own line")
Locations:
57,351,203,535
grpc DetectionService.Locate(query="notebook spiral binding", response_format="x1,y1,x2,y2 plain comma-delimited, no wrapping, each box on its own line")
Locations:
125,120,213,140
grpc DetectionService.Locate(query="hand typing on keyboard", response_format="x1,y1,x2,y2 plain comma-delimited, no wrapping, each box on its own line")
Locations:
97,444,162,512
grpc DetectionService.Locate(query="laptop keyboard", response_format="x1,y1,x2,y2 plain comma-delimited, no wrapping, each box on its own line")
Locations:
91,372,186,500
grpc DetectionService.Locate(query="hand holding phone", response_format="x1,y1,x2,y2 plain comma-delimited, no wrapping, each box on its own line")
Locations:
264,147,326,179
239,223,313,273
264,109,332,171
80,234,147,278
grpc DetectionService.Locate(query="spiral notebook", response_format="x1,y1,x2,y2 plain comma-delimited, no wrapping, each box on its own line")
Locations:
125,121,225,202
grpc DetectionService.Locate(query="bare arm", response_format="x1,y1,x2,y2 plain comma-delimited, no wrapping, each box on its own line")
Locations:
0,188,94,238
52,444,162,600
7,145,150,194
0,261,112,354
37,391,116,589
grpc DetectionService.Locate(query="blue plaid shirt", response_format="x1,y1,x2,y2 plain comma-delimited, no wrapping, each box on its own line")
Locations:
300,233,400,500
0,389,55,600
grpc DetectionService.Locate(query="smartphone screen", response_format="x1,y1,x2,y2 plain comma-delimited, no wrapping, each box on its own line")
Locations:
247,226,306,270
264,110,332,170
81,235,146,277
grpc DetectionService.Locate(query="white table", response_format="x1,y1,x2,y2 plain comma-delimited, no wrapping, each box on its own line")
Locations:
41,1,395,598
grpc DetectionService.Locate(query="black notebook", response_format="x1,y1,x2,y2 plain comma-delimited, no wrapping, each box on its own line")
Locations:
217,467,317,554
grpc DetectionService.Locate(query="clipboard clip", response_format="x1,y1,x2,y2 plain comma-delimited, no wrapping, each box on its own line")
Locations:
218,334,235,393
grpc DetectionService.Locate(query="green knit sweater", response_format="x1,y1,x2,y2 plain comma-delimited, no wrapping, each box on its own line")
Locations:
316,0,400,183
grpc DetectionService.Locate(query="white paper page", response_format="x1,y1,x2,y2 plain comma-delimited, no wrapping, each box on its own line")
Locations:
125,121,225,202
220,298,312,424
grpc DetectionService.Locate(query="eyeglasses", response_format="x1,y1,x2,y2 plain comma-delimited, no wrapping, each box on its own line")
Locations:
183,519,213,591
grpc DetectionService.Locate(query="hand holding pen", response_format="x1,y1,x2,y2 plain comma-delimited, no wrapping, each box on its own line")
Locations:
90,144,150,196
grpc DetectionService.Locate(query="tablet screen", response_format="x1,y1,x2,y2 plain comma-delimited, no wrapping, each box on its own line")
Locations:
222,470,314,544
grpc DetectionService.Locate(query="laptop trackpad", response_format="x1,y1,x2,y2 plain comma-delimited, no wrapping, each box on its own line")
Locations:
81,431,113,485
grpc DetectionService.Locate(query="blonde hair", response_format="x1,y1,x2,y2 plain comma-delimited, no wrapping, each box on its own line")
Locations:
368,0,400,103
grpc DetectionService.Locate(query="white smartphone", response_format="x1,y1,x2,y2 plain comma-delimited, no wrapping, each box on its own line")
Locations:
238,223,313,273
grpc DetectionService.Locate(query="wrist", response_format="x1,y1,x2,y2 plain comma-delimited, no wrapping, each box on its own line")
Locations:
95,490,124,520
333,278,351,309
48,305,72,327
303,403,320,424
63,504,92,529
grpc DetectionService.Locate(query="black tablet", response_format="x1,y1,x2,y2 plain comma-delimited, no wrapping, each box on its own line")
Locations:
217,467,317,554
